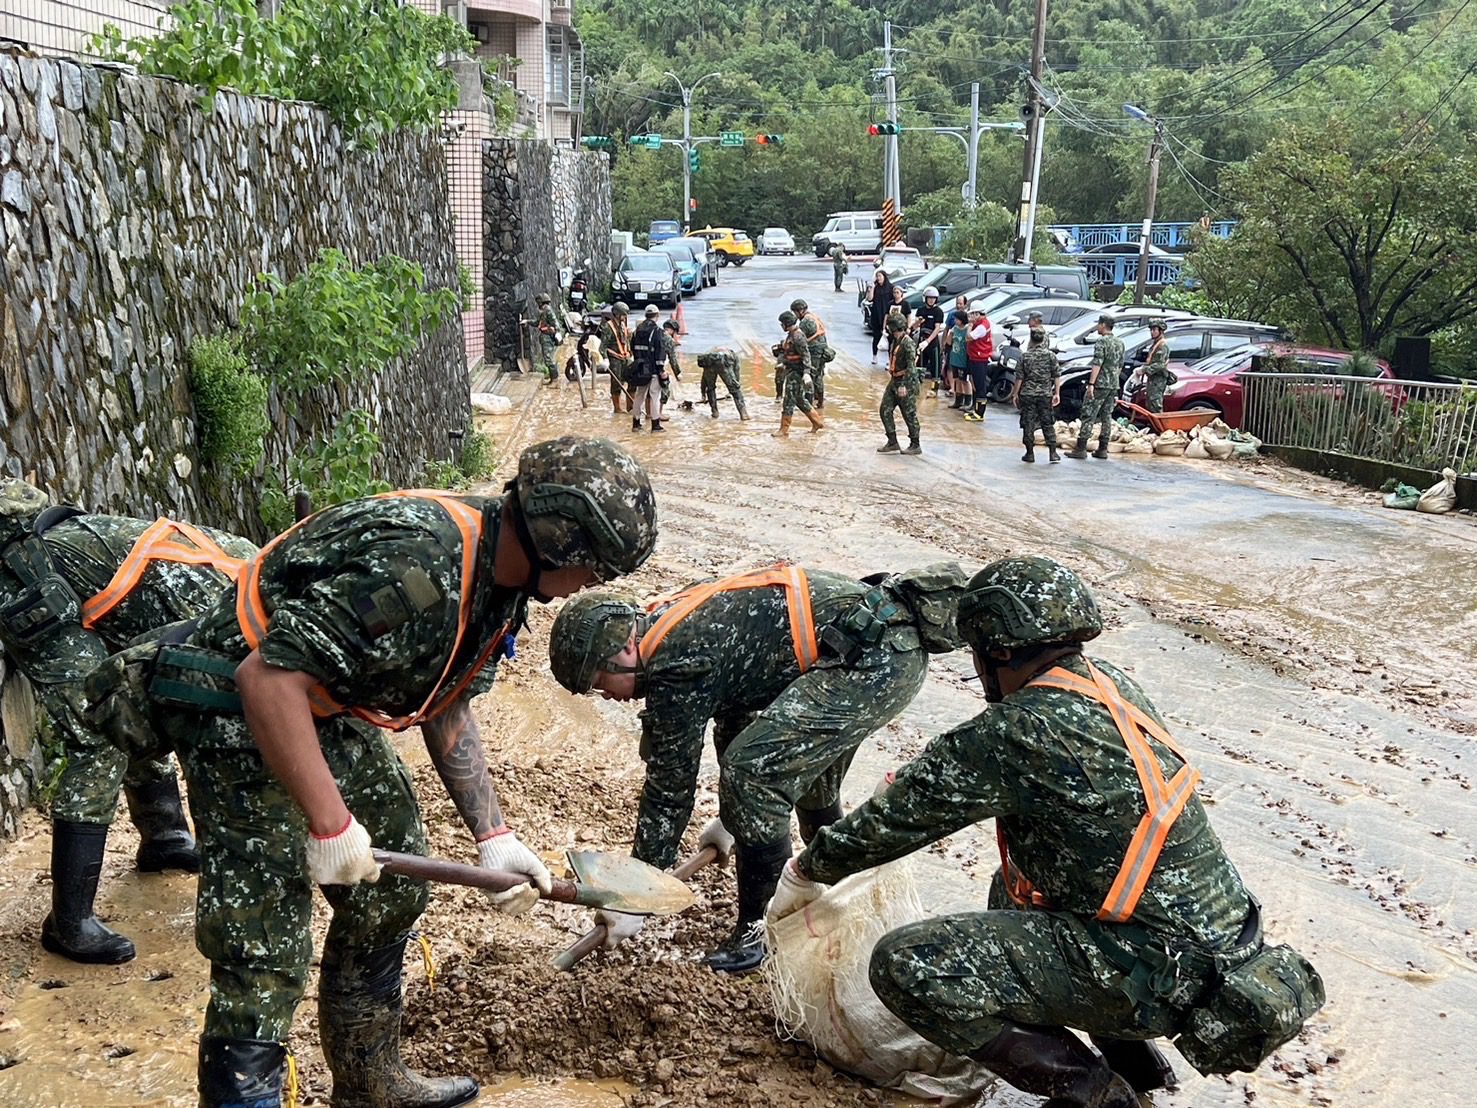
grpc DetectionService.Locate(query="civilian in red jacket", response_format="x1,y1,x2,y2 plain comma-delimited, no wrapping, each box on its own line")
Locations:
963,307,995,422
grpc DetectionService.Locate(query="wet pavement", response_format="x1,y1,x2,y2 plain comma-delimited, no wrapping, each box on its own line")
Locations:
2,253,1474,1106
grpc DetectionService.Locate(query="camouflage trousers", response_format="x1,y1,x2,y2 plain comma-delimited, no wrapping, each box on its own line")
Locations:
714,645,926,846
170,714,428,1042
1076,391,1115,451
833,269,845,292
1018,395,1058,450
808,365,826,408
609,357,630,400
781,367,815,417
1145,370,1170,413
38,681,177,824
880,378,920,444
539,335,558,380
868,868,1209,1055
701,364,748,418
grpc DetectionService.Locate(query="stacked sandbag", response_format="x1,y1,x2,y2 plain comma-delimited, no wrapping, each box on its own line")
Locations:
1227,429,1262,459
1154,430,1190,456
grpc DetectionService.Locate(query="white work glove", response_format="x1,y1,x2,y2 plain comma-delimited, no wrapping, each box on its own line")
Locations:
477,828,554,916
596,909,646,949
766,859,825,925
697,817,736,865
306,816,381,887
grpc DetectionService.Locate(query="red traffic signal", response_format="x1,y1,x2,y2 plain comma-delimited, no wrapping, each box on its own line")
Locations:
868,124,880,136
755,133,784,145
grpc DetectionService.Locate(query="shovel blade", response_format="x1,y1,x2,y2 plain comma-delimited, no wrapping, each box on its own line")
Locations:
566,850,696,916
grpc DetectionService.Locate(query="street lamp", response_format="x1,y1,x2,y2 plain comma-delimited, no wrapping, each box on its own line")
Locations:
1123,103,1166,306
665,70,721,232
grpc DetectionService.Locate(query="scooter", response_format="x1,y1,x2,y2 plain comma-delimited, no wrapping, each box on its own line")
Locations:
567,257,591,313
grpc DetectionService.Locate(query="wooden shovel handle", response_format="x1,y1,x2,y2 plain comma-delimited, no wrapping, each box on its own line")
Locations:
552,844,720,971
373,849,580,903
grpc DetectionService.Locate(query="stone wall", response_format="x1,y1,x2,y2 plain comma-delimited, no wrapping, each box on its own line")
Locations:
0,45,469,830
481,139,610,370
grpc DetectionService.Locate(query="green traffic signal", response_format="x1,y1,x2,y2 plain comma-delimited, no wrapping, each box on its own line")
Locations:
582,136,613,149
627,133,647,146
688,148,701,172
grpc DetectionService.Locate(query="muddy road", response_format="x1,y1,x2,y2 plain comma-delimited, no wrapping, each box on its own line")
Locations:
1,254,1473,1106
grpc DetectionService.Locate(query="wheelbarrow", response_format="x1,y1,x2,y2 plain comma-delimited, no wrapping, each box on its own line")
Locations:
1115,400,1219,435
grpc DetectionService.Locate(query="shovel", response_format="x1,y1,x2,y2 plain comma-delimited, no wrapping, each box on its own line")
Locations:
551,840,725,971
372,849,695,917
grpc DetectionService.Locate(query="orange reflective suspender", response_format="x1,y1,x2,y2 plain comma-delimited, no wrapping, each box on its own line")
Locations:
80,518,246,630
608,321,630,360
237,491,501,732
998,661,1201,924
638,564,820,673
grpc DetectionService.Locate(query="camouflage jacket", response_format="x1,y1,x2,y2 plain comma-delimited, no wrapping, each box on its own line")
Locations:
600,319,632,363
779,326,812,373
1144,337,1170,379
697,351,739,388
802,654,1254,949
1017,346,1059,399
189,494,527,717
1089,334,1126,395
0,514,257,685
659,330,682,376
536,306,561,338
888,334,920,384
830,245,848,270
632,568,914,867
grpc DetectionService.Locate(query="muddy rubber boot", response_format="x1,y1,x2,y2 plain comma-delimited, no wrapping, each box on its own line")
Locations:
970,1023,1138,1108
651,419,665,433
611,396,621,414
1092,447,1110,460
1066,443,1089,460
126,778,200,873
704,838,792,975
804,409,824,432
632,417,642,432
199,1036,285,1108
903,440,922,455
41,821,136,965
1022,448,1036,463
772,415,792,438
877,438,900,453
737,399,751,421
796,802,843,846
1049,447,1062,464
320,938,479,1108
1090,1036,1178,1094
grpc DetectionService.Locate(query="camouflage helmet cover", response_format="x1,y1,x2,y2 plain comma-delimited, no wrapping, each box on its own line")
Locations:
612,301,630,316
885,310,908,334
957,556,1103,653
548,591,641,693
513,436,657,579
536,292,552,305
1149,317,1167,330
0,478,50,544
778,310,798,328
789,298,808,313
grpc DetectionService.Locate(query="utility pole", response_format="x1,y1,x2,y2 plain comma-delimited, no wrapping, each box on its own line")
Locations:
665,70,720,231
882,20,901,211
1124,104,1165,306
965,82,980,208
1013,0,1048,261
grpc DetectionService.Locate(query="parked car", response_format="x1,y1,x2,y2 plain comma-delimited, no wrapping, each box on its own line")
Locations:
651,240,705,296
1048,306,1198,353
612,250,682,308
812,210,884,256
1127,343,1394,427
1082,241,1182,259
672,236,720,287
691,226,754,266
876,245,927,275
904,262,1090,312
758,227,796,255
649,220,682,245
995,298,1103,344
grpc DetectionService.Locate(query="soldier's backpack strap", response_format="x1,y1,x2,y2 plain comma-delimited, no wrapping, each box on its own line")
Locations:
80,518,246,630
0,533,82,647
640,564,819,673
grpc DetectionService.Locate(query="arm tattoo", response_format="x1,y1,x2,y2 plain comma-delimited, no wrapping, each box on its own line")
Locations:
423,697,504,839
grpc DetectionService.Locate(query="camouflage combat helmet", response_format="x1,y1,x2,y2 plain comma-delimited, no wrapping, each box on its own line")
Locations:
957,556,1102,653
512,437,657,580
612,301,630,316
789,298,808,314
0,478,49,545
885,311,908,334
549,591,641,693
778,310,798,328
1148,317,1167,331
536,293,552,305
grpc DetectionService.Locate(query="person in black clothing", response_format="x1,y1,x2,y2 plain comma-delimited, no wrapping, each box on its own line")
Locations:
867,269,893,363
629,305,667,432
915,286,946,397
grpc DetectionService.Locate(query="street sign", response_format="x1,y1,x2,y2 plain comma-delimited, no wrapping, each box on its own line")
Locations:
645,133,663,149
720,130,744,147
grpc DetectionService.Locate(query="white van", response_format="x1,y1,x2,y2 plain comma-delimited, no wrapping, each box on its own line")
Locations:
812,210,885,256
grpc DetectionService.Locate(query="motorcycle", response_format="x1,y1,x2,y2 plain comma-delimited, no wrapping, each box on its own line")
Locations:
567,257,591,313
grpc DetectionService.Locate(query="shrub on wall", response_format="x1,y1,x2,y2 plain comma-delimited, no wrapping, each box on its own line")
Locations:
188,334,270,476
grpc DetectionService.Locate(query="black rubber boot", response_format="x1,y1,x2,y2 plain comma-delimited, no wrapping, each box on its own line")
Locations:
1022,448,1036,463
796,802,843,846
320,937,479,1108
903,440,922,455
703,838,792,975
126,777,200,873
970,1023,1138,1108
1091,1036,1178,1094
41,821,136,965
632,417,642,432
877,438,900,453
1048,447,1062,464
650,419,665,433
199,1036,285,1108
1092,447,1110,460
1066,443,1090,460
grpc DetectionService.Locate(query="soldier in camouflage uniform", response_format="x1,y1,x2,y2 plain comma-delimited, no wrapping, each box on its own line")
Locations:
660,319,683,408
791,299,832,410
0,481,256,964
878,312,922,455
696,350,751,420
1139,318,1172,413
830,242,848,291
771,556,1324,1107
774,310,824,437
1011,327,1062,464
534,292,562,384
1069,316,1125,460
600,302,634,414
548,562,971,973
85,438,658,1108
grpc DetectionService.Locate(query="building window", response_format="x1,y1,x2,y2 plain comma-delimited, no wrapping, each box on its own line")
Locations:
546,26,569,107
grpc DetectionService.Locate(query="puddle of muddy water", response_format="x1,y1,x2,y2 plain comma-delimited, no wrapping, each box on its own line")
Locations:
482,1077,633,1105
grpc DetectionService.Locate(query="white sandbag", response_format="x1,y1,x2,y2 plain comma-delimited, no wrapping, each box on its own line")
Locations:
1203,434,1234,459
1107,440,1127,454
764,860,994,1105
1185,437,1211,460
1154,430,1189,456
470,392,513,415
1123,437,1154,455
1416,467,1459,514
1208,417,1233,437
1034,429,1046,445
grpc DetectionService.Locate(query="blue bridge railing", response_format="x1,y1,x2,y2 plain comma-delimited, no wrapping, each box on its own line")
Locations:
1047,221,1237,249
1076,255,1193,288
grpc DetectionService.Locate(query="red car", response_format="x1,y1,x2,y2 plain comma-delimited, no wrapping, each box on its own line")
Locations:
1128,343,1394,428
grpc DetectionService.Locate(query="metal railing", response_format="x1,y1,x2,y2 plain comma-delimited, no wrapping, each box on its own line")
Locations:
1047,221,1237,248
1076,254,1186,287
1242,373,1477,474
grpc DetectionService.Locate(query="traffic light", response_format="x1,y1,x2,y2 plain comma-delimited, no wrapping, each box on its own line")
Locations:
688,148,701,172
867,122,901,136
755,133,784,145
581,135,613,149
627,133,647,146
